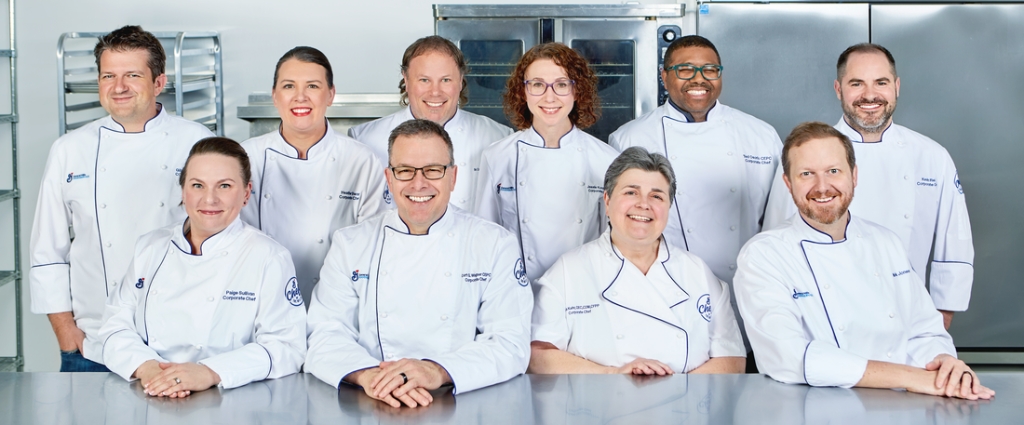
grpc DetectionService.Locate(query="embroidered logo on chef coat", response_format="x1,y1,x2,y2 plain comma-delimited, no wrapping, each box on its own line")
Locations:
497,183,516,193
351,270,370,282
514,258,528,286
66,172,90,183
697,294,712,322
792,289,813,299
339,191,361,201
743,154,773,165
284,277,303,306
135,278,145,289
954,172,963,194
383,188,393,204
892,269,911,278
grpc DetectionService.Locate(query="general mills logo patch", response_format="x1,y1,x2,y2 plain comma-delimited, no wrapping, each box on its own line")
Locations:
954,172,963,194
697,294,712,322
383,188,393,204
350,270,369,282
514,258,528,287
284,277,303,307
135,278,145,289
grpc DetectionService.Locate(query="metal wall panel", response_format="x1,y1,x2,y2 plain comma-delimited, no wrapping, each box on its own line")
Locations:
698,3,869,138
872,5,1024,348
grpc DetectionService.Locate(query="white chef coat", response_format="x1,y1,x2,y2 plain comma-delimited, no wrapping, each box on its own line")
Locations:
474,126,619,281
97,217,307,389
305,207,533,394
733,214,955,388
763,118,974,311
29,107,213,363
609,101,783,284
348,107,512,210
532,230,745,372
241,123,388,304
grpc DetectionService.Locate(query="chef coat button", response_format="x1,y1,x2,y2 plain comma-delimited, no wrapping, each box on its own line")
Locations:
904,175,909,180
577,147,582,152
671,155,677,160
331,157,336,162
380,312,388,318
263,193,270,199
159,202,164,207
445,272,451,277
528,256,534,261
447,232,454,237
100,203,107,209
887,352,892,358
904,214,910,219
522,218,529,223
730,225,736,231
460,162,467,166
195,345,202,351
727,151,733,156
270,156,276,161
519,181,526,186
152,290,159,295
611,291,618,296
616,334,624,340
874,272,879,277
576,219,582,224
823,284,831,289
317,238,324,243
459,199,466,204
381,271,388,276
387,354,395,359
730,187,737,193
677,333,684,339
889,313,895,318
676,291,683,296
111,281,117,287
838,325,845,331
605,253,612,257
326,195,332,200
580,181,585,186
221,251,228,257
161,165,167,170
441,315,448,321
100,167,106,172
207,296,214,302
729,264,736,270
520,147,526,152
687,228,693,233
105,242,111,247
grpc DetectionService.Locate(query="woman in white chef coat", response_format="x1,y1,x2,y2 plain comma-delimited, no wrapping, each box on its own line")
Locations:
99,137,307,397
241,46,387,305
530,147,746,375
474,42,620,281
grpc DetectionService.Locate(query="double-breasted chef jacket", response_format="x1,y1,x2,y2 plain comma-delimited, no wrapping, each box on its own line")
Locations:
242,122,388,304
348,107,512,210
609,101,782,285
532,230,746,373
29,107,213,363
305,207,533,394
473,126,619,281
97,217,307,389
733,214,955,388
762,118,974,312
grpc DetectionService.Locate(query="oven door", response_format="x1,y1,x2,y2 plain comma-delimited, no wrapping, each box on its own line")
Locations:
563,18,657,142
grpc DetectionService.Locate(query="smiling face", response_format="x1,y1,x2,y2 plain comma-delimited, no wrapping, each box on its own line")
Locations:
836,51,900,137
524,58,576,133
605,169,672,248
272,58,335,138
98,49,166,131
385,133,457,234
662,46,722,122
182,153,251,241
783,136,858,231
404,50,462,125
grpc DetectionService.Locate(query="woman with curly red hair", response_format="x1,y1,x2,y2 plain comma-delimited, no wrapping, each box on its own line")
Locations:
473,43,619,282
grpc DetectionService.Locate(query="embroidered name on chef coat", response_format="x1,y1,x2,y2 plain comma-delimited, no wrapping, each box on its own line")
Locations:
566,304,599,315
223,290,256,302
339,190,361,201
917,177,938,187
587,185,604,194
743,154,773,165
892,269,911,277
462,272,491,283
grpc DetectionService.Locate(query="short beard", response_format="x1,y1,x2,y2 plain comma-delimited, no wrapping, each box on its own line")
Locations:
798,191,853,226
842,98,896,135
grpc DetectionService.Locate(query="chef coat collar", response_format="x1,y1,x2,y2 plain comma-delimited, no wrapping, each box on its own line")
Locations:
384,205,454,236
522,125,577,149
666,99,717,123
601,229,690,328
273,119,334,159
172,215,246,256
836,116,894,144
603,228,671,267
793,212,853,244
105,103,167,133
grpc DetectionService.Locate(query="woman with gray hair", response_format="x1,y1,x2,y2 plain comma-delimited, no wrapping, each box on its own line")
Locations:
529,146,746,375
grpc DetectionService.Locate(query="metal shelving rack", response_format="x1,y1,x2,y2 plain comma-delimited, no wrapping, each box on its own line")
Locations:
56,31,223,136
0,0,21,372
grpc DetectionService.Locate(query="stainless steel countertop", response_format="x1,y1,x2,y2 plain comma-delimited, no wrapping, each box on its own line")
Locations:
0,372,1012,424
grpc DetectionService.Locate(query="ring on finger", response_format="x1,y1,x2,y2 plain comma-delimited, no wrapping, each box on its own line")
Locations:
174,377,181,384
400,372,408,384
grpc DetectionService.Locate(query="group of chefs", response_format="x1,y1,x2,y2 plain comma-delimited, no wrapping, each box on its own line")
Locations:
27,24,994,407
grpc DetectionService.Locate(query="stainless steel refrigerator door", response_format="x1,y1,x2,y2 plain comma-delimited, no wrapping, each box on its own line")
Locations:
872,4,1024,349
563,19,658,142
437,19,540,127
697,3,869,137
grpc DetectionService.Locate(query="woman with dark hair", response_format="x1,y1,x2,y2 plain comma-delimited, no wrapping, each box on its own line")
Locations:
473,42,619,281
241,46,387,305
98,137,306,397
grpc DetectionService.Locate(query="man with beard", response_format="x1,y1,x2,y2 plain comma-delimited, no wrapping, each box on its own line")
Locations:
609,36,781,361
763,44,973,329
734,122,992,400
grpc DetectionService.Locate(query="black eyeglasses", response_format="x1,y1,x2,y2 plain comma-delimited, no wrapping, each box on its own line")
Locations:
389,164,451,181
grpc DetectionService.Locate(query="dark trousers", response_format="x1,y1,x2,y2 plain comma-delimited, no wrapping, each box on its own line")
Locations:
59,350,110,373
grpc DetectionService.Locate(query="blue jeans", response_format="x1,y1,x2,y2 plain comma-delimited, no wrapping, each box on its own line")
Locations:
59,349,110,373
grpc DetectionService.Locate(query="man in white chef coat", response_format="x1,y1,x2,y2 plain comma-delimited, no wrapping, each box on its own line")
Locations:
29,25,213,371
762,44,973,329
306,119,532,408
734,121,993,400
348,35,511,211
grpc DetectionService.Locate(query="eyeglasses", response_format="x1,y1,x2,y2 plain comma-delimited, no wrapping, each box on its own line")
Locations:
524,79,575,96
665,63,724,81
389,164,451,181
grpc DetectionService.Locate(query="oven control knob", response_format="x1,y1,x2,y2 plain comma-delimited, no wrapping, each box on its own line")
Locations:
663,30,677,42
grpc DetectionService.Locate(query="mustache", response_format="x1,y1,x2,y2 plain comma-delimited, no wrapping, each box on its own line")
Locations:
806,189,841,200
853,97,888,107
684,82,714,91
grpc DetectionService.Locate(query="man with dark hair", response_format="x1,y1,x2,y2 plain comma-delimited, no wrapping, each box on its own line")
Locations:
349,35,511,211
609,35,782,358
306,119,532,407
30,25,213,371
734,121,992,400
764,43,973,329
